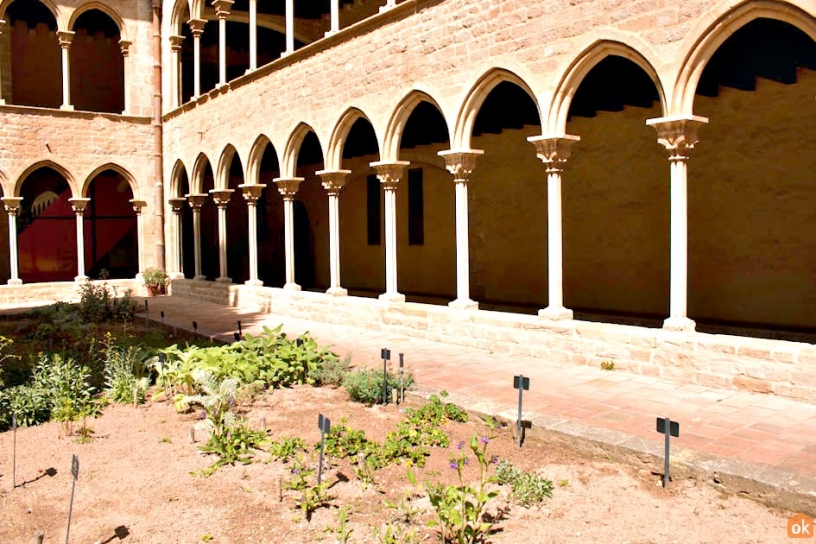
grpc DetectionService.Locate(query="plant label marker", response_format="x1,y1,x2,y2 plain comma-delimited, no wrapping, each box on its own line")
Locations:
193,321,198,334
12,413,17,489
399,353,404,404
237,320,242,337
233,332,241,342
317,414,331,485
144,300,148,312
381,348,391,405
656,416,680,489
513,375,530,448
160,310,165,331
66,454,79,544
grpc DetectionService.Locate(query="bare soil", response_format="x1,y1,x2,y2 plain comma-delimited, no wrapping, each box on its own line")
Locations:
0,386,794,544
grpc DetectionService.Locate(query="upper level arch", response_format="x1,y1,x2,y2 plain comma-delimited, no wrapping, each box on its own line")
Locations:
13,159,78,198
674,0,816,114
383,89,450,162
549,38,668,134
80,162,139,200
0,0,61,30
169,0,192,33
453,67,541,149
280,122,323,177
67,2,129,42
326,107,381,171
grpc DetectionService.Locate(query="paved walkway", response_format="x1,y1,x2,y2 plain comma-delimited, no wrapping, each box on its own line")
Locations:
137,296,816,488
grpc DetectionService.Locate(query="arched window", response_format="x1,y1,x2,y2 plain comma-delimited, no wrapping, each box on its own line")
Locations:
71,10,124,113
5,0,60,108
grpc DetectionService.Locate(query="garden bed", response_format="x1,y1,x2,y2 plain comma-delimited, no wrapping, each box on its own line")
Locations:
0,385,793,543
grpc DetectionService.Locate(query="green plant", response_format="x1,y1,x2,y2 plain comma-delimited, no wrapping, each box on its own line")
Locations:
159,437,172,443
298,481,331,522
321,424,379,459
269,436,308,463
142,267,170,287
284,454,315,491
600,361,616,371
373,522,421,544
559,479,569,488
494,460,554,507
102,334,151,404
327,506,354,543
426,436,499,544
311,354,351,386
78,279,137,324
343,367,414,405
34,353,100,436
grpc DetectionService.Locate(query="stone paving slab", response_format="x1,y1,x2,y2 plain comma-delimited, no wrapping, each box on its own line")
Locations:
8,295,816,514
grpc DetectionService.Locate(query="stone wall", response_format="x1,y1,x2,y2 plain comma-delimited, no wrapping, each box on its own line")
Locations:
168,279,816,403
0,278,141,305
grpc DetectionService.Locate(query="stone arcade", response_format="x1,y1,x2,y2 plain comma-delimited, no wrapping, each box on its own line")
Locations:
0,0,814,401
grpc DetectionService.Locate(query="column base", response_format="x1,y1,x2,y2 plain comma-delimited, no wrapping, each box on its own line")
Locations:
60,104,74,111
245,68,255,75
74,275,88,282
663,316,696,332
379,4,395,12
244,279,264,287
379,292,406,303
194,275,207,282
448,298,478,310
281,50,293,58
0,99,6,106
7,278,22,286
326,287,348,296
169,272,185,280
283,282,301,291
216,277,232,284
538,306,574,321
324,30,338,37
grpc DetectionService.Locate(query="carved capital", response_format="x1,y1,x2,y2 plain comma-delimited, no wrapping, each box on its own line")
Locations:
169,35,185,52
646,115,708,160
274,177,304,199
209,189,234,208
168,197,187,214
212,0,235,18
0,20,7,36
57,30,75,49
186,193,207,210
119,39,131,57
68,197,90,214
188,18,206,36
527,134,580,173
2,197,22,216
316,170,351,196
370,161,409,190
238,183,266,204
129,199,147,215
438,149,484,184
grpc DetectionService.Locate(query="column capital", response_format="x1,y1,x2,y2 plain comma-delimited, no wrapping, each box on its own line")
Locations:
129,199,147,214
2,196,22,215
213,0,234,18
0,20,7,35
316,169,351,195
238,183,266,203
209,189,234,207
168,197,187,214
68,197,90,214
274,177,304,198
646,115,709,160
188,18,207,35
370,161,409,189
527,134,580,173
186,193,208,209
438,149,484,183
119,39,132,57
169,35,185,51
57,30,75,48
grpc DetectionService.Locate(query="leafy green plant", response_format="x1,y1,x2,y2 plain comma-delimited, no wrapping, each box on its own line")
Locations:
77,279,137,324
102,335,151,404
373,522,421,544
0,384,50,429
327,506,354,543
321,424,379,459
343,367,414,405
34,353,100,436
426,436,499,544
284,454,315,491
494,461,554,507
311,354,351,387
269,436,308,463
298,481,331,522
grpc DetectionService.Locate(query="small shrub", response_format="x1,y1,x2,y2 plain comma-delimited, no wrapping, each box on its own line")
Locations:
343,368,413,405
495,460,554,507
600,361,615,371
311,354,351,387
321,424,379,459
103,335,151,404
269,436,308,463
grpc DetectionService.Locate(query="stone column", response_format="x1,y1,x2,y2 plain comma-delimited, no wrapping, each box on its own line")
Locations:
646,115,708,332
187,193,207,280
57,31,75,111
119,40,131,114
0,20,6,105
284,0,294,55
168,197,187,278
248,0,257,71
130,200,147,276
327,0,340,36
213,0,233,87
438,150,483,310
169,35,184,108
239,184,265,286
317,170,351,296
69,198,90,281
188,19,205,98
273,178,303,290
380,0,397,12
528,135,580,320
371,161,409,302
2,197,23,285
210,189,234,283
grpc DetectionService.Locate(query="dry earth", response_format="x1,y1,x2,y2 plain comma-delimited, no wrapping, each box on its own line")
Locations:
0,386,796,544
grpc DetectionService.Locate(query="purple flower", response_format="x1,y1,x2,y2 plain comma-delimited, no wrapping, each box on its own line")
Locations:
481,436,489,444
449,461,458,469
490,455,499,465
198,411,207,420
292,469,300,474
464,458,470,466
457,441,465,451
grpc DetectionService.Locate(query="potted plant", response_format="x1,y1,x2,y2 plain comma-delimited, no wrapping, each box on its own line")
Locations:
142,267,169,296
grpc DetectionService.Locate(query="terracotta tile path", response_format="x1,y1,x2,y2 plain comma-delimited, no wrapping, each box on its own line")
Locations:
133,295,816,484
